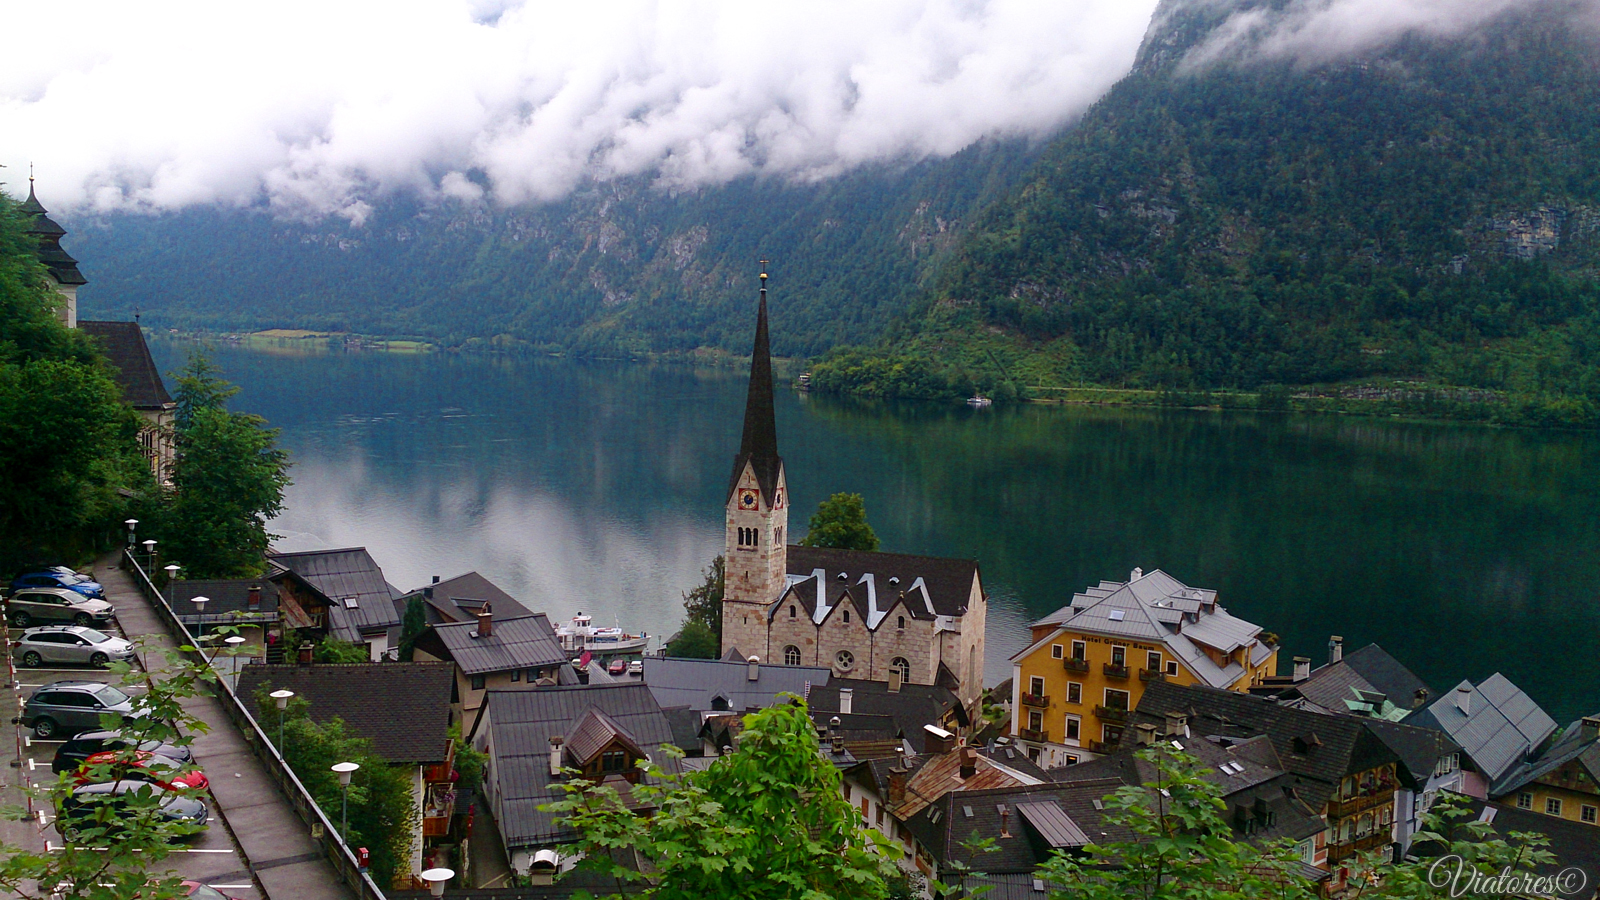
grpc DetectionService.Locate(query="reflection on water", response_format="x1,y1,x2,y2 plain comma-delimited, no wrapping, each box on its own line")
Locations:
150,342,1600,723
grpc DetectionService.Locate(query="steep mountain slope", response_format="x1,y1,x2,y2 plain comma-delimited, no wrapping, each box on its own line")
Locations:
817,0,1600,417
66,140,1039,358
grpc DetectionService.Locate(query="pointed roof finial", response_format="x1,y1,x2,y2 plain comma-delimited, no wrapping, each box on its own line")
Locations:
729,260,783,504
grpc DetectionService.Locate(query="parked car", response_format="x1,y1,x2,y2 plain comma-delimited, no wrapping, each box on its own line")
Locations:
183,883,247,900
11,569,104,599
76,750,209,791
627,659,644,676
53,730,193,774
607,658,628,675
55,781,208,843
19,681,138,739
14,626,135,668
6,587,114,628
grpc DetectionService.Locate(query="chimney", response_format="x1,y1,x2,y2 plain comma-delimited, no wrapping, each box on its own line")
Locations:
888,668,903,694
829,716,845,754
1292,657,1311,682
1581,717,1600,743
1328,636,1343,665
1135,723,1158,747
1455,685,1472,716
960,747,979,779
888,766,907,809
477,603,493,638
999,804,1011,838
247,585,262,611
747,655,760,682
424,575,438,600
1164,711,1189,739
1413,688,1430,709
923,724,956,755
549,736,564,776
839,688,853,715
1130,567,1144,581
297,642,314,665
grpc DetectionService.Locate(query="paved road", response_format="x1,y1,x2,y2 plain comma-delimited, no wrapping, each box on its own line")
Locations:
3,556,358,900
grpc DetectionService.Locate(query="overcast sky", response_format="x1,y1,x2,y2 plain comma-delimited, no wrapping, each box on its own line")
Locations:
3,0,1581,221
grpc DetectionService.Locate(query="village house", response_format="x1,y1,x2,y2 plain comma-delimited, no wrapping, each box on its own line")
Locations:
268,547,403,661
392,572,535,626
167,578,281,661
236,661,457,886
718,276,987,711
1404,672,1558,799
412,610,571,732
1494,715,1600,827
1009,568,1278,767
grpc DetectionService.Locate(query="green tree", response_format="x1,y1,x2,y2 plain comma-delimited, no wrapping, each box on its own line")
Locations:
160,351,290,578
548,697,899,899
397,596,428,662
251,684,418,887
799,492,881,552
664,620,720,659
312,637,372,664
681,555,724,642
1354,794,1559,900
448,720,487,796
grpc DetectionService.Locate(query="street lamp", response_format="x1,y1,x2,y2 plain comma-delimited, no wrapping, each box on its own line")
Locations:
141,539,157,572
270,689,294,750
190,596,209,636
223,635,246,673
420,867,454,897
331,762,360,842
124,519,138,548
163,564,181,601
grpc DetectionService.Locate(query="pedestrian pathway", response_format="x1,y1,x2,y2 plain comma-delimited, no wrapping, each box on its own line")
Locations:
95,554,358,900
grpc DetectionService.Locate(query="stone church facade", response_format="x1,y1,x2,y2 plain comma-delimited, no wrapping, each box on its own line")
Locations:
719,272,987,710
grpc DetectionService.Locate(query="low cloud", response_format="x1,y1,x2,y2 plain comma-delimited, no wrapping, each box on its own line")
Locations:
1,0,1160,220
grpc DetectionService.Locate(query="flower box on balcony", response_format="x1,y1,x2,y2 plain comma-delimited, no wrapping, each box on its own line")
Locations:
1094,705,1130,723
1103,663,1130,679
1020,692,1050,708
1138,667,1166,682
1018,727,1047,743
1063,657,1090,673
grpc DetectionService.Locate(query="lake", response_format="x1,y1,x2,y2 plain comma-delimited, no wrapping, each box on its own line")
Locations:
148,340,1600,724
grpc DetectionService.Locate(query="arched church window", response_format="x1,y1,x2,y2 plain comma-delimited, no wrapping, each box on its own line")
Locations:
843,609,850,624
784,645,801,666
835,649,854,671
897,616,905,629
891,657,911,682
789,605,797,618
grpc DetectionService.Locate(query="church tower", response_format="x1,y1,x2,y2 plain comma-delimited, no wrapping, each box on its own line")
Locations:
19,175,87,329
720,267,788,660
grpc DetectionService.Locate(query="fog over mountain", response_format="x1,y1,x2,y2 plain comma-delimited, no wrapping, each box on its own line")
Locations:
8,0,1582,223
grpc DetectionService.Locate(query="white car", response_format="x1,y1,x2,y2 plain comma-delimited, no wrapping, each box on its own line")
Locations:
15,626,135,668
626,660,643,676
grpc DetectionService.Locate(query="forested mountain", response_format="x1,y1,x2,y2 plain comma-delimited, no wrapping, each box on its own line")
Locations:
814,0,1600,418
66,140,1039,358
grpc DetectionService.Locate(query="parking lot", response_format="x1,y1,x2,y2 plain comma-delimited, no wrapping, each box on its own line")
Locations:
5,615,262,899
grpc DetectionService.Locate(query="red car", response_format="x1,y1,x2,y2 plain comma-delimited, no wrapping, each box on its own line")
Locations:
607,658,628,676
183,882,247,900
77,750,210,791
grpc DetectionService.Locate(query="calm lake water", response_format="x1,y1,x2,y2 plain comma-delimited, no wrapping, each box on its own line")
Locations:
149,341,1600,724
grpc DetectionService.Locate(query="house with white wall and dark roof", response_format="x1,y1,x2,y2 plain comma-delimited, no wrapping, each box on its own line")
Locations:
412,609,572,732
269,547,404,661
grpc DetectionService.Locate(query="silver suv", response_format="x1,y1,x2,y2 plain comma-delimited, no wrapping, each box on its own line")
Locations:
6,587,114,628
14,626,135,668
18,681,138,739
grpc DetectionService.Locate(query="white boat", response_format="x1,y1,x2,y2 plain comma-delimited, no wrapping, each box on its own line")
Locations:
966,395,993,408
555,612,650,654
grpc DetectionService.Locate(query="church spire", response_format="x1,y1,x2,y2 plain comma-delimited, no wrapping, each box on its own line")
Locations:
729,263,783,504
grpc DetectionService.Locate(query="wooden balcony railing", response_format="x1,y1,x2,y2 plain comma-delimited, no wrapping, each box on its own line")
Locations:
1103,663,1130,679
1063,657,1090,673
1018,727,1047,743
1094,705,1130,723
1139,667,1167,682
1020,692,1050,708
1328,832,1391,862
1328,790,1391,820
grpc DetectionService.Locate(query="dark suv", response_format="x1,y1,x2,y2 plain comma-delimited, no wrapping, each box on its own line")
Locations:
56,781,208,843
18,681,137,738
53,730,194,774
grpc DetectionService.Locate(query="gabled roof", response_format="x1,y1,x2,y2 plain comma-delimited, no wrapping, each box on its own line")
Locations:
727,283,782,506
564,707,644,766
643,656,829,713
1288,644,1434,717
395,572,533,626
471,684,679,848
77,322,172,409
1363,719,1463,789
1016,569,1270,689
1494,719,1600,797
784,545,980,623
807,677,969,736
434,613,568,675
169,578,280,621
269,547,401,639
237,662,454,764
894,746,1045,819
904,779,1134,875
1404,673,1557,789
1430,795,1600,891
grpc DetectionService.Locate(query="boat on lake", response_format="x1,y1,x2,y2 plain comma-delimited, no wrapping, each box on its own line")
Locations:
966,395,992,408
555,612,649,654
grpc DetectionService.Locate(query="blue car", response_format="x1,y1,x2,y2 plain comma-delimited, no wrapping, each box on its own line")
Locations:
11,568,105,599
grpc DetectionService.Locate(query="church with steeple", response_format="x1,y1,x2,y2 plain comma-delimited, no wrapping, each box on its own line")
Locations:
720,270,988,710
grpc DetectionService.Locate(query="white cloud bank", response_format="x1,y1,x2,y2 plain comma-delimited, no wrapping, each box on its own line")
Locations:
4,0,1584,221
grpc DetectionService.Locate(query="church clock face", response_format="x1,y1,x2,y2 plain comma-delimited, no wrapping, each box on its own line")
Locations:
738,489,760,510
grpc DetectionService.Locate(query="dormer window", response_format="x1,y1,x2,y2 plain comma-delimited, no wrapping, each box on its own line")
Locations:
602,750,628,773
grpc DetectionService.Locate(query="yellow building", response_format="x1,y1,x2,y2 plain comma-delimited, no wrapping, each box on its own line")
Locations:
1009,568,1278,768
1499,717,1600,827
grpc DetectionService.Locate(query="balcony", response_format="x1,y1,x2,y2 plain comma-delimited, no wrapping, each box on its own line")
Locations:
1103,663,1130,679
1018,727,1048,743
1094,705,1130,723
1063,657,1090,673
1020,692,1050,708
1328,832,1391,862
1327,790,1391,820
1089,740,1118,754
1138,667,1167,682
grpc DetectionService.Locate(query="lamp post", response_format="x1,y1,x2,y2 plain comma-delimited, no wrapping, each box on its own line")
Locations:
331,762,360,842
190,596,209,639
124,519,138,548
163,564,180,601
142,539,157,572
420,867,455,897
270,689,294,750
222,635,245,676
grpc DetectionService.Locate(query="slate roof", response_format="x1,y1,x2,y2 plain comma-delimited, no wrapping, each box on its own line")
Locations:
470,684,679,848
807,677,969,737
236,662,454,764
1495,719,1600,797
1130,680,1400,814
21,184,86,286
434,614,568,675
1016,569,1272,690
394,572,533,627
642,656,829,713
783,545,981,624
77,322,172,409
270,548,402,640
728,285,783,505
1287,644,1434,717
1363,718,1463,790
1404,673,1557,791
168,578,280,621
1426,794,1600,891
904,779,1135,875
